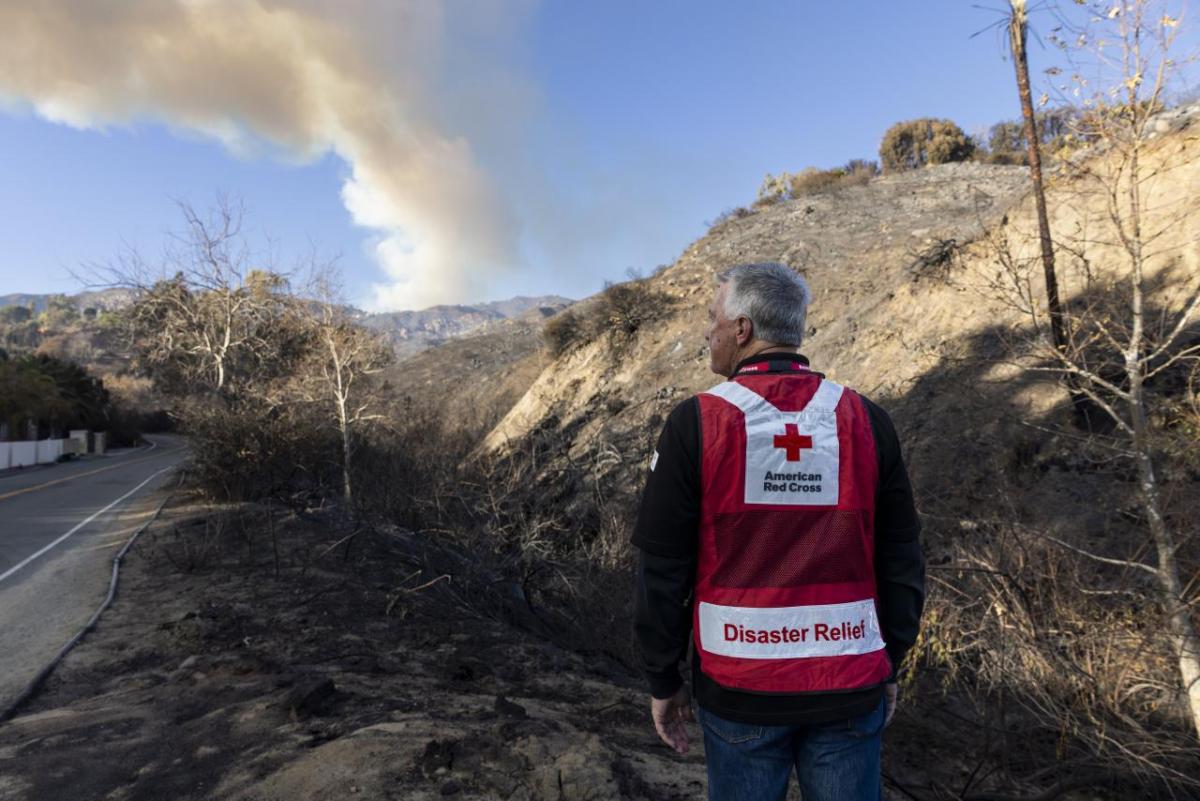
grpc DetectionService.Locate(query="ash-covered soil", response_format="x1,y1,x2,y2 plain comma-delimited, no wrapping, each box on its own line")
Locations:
0,492,707,801
0,490,999,801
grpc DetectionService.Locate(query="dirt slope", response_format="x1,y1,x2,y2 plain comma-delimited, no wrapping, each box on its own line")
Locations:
482,162,1038,495
479,135,1199,520
385,313,556,436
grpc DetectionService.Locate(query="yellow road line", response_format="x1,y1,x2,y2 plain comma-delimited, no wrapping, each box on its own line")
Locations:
0,447,185,503
0,466,174,584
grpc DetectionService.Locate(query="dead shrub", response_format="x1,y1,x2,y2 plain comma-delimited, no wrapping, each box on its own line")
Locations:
907,238,960,282
156,508,229,572
351,405,475,531
542,309,590,358
788,167,844,195
751,194,782,210
180,395,341,504
707,206,755,231
756,160,880,204
348,387,645,669
542,281,674,358
986,149,1029,165
915,515,1200,796
599,280,670,339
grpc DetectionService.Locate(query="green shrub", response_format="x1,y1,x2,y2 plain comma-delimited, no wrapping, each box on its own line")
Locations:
880,118,975,172
0,305,32,325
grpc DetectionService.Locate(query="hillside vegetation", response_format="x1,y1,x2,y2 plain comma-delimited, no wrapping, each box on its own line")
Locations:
389,125,1200,795
5,120,1197,800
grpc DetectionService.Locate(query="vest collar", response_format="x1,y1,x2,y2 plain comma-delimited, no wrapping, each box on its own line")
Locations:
733,352,813,376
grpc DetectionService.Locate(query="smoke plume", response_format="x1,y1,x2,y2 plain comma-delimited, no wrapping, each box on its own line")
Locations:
0,0,520,309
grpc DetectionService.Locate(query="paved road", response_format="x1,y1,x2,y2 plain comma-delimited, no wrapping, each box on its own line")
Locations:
0,434,187,710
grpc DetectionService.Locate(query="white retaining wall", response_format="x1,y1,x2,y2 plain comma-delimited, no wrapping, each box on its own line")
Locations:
1,439,66,469
36,439,63,463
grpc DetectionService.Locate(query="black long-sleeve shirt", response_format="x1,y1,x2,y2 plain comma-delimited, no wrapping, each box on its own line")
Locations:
632,353,925,726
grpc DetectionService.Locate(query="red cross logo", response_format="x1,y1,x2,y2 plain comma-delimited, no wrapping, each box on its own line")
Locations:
773,423,813,461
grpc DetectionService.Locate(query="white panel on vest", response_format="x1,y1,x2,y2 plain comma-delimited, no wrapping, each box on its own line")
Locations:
705,379,843,506
698,599,885,660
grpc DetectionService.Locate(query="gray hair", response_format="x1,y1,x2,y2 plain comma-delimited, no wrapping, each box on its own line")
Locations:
717,262,811,346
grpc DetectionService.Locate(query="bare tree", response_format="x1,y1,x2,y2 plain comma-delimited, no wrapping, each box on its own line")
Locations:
92,198,395,505
97,197,296,398
985,0,1200,740
303,268,393,503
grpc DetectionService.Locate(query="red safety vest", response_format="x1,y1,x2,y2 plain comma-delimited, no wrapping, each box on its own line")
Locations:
693,361,892,693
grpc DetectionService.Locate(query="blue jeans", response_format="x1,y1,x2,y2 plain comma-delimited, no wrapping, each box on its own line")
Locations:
698,696,885,801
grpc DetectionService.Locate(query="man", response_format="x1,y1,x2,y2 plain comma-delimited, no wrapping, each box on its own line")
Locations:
633,262,925,801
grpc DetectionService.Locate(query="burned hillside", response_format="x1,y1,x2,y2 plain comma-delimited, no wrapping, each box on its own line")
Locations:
387,125,1200,795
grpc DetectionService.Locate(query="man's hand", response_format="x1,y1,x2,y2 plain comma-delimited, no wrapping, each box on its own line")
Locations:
884,682,899,728
651,687,693,754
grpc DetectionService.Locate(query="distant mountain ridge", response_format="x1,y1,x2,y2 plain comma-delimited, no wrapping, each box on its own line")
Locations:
359,295,572,359
0,288,573,360
0,288,136,313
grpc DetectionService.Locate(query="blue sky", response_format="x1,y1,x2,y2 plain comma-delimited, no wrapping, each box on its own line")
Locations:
0,1,1195,309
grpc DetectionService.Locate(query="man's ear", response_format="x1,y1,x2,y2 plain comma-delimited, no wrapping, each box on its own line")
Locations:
735,316,753,345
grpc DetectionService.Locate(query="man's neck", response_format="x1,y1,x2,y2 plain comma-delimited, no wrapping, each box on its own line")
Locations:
725,343,803,377
735,343,800,364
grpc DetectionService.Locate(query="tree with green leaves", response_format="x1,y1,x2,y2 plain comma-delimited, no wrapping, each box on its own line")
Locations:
26,353,111,431
0,305,32,325
0,355,70,439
